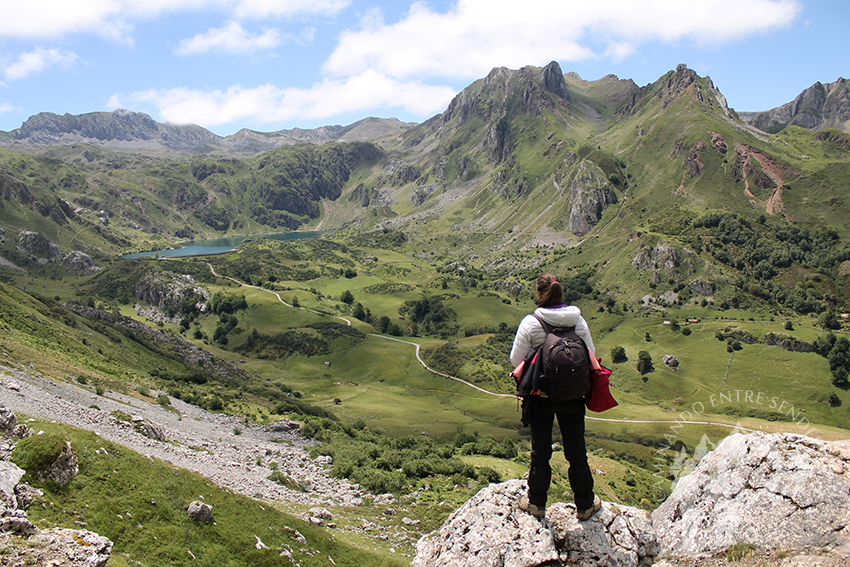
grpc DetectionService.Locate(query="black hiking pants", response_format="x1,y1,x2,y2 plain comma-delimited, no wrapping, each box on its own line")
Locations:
527,396,594,510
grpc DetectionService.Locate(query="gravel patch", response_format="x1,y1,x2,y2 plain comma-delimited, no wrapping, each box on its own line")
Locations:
0,365,363,508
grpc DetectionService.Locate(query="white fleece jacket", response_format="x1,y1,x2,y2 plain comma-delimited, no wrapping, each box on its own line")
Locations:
509,305,596,367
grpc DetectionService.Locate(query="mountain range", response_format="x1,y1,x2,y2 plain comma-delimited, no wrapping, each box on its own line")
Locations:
0,110,413,155
1,68,847,158
2,61,849,313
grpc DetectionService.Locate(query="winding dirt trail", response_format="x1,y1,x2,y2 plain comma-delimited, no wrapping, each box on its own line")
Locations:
206,265,764,432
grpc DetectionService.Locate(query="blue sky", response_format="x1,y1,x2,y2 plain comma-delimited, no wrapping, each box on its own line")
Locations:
0,0,846,136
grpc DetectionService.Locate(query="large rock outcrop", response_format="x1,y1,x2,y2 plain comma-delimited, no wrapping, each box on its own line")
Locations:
652,432,850,557
133,270,210,318
562,159,618,236
17,230,60,258
412,478,656,567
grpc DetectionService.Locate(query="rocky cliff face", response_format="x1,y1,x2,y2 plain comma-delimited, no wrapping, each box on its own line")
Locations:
557,159,618,236
133,270,210,320
744,78,850,133
13,110,221,152
413,432,850,567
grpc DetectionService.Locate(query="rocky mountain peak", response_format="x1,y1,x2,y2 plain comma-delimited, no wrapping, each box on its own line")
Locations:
442,62,571,127
744,77,850,133
541,60,569,99
659,63,698,103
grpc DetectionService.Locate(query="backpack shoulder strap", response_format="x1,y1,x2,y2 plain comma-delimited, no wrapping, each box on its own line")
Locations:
533,313,554,334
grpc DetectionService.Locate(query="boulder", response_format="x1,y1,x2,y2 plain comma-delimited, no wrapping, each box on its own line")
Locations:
652,432,850,557
662,355,679,368
0,461,26,507
187,500,213,522
265,419,300,433
39,441,79,486
309,507,333,521
0,405,17,434
62,251,96,271
412,479,657,567
132,417,167,442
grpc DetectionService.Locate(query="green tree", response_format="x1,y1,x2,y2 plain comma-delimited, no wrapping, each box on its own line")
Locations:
637,351,654,375
340,290,354,304
819,310,841,330
610,345,628,363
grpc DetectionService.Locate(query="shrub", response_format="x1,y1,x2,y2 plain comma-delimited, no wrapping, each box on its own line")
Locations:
11,432,68,481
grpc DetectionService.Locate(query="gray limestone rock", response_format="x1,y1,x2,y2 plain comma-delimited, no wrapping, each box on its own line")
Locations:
27,528,113,566
17,230,60,257
187,500,213,522
412,479,656,567
652,432,850,557
565,159,618,237
40,441,79,486
62,250,96,271
0,405,17,434
0,461,26,507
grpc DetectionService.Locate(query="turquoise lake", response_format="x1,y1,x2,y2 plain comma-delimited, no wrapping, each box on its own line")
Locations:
123,230,328,258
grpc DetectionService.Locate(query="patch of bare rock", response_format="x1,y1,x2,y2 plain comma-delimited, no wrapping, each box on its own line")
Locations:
413,431,850,566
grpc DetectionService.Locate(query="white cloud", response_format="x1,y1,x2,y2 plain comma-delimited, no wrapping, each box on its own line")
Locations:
0,0,349,40
230,0,350,19
176,22,287,55
3,47,80,81
121,70,456,128
324,0,801,80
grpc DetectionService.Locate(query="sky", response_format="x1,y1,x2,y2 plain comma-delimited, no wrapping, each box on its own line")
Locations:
0,0,846,137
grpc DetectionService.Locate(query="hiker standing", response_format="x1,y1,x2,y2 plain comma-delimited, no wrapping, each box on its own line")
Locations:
509,273,602,520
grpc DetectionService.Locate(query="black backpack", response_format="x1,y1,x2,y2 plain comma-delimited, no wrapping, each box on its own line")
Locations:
533,314,591,401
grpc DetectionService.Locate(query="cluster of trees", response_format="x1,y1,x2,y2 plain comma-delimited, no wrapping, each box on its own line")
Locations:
239,322,365,359
373,315,403,336
301,417,502,495
399,295,458,338
692,212,849,315
209,292,247,314
814,332,850,386
194,202,232,231
208,292,248,344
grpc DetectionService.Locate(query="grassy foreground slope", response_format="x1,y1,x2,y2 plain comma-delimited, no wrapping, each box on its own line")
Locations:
12,420,408,567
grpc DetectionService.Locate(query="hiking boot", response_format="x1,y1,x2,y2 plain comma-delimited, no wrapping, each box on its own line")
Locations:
518,495,545,518
576,495,601,521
